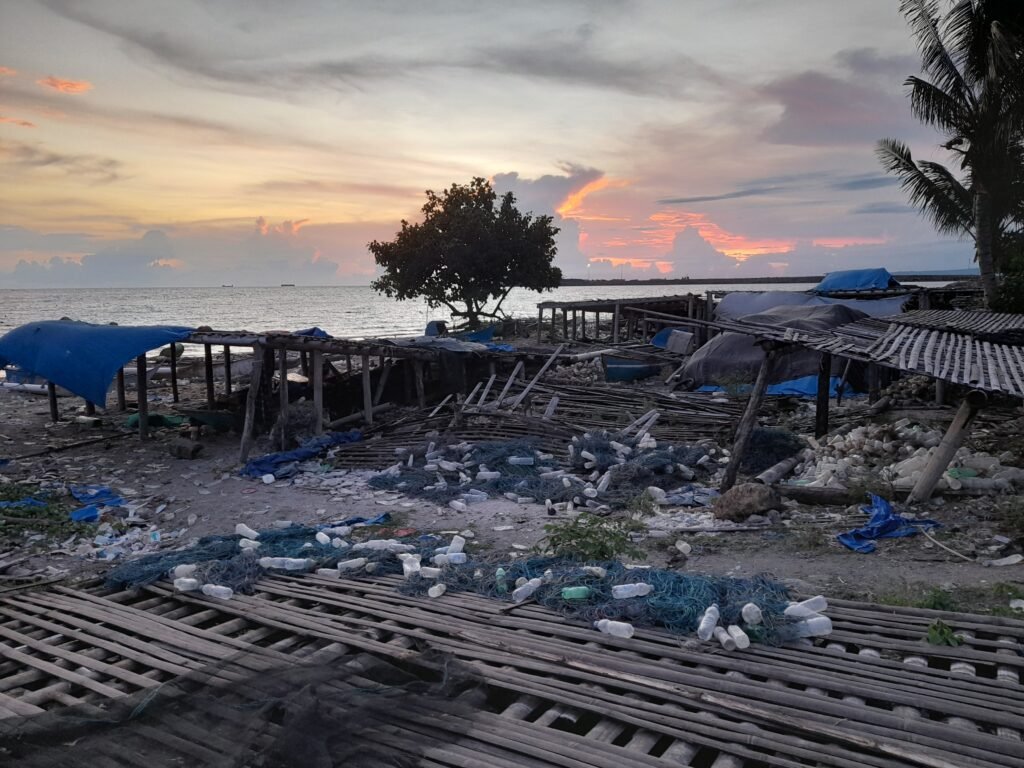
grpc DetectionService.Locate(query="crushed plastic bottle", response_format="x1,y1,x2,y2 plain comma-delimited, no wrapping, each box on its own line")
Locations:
173,577,200,592
337,557,368,571
315,568,340,579
583,566,607,579
238,538,261,550
447,552,467,565
427,584,447,598
172,563,197,579
398,553,422,578
611,583,653,599
741,602,763,625
727,625,751,649
201,584,233,600
594,619,634,638
780,615,833,639
315,531,331,546
507,456,534,466
448,535,466,555
433,553,450,567
235,523,259,540
512,577,543,603
697,604,720,641
419,566,442,578
784,595,829,618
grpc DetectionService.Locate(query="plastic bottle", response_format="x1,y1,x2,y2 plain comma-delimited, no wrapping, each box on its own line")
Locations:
712,626,736,650
235,523,259,540
512,577,543,603
594,619,634,638
448,535,466,555
495,567,508,593
258,557,288,569
583,566,607,579
727,625,751,649
315,568,340,579
697,604,720,641
238,538,261,550
611,583,653,599
741,603,763,625
332,538,349,550
562,586,592,600
784,595,829,618
281,558,311,571
398,553,421,578
447,552,467,565
419,566,442,578
433,553,450,567
507,456,534,466
173,577,200,592
172,563,197,579
337,557,367,571
201,584,233,600
780,615,833,639
449,500,467,512
427,583,447,598
315,531,331,546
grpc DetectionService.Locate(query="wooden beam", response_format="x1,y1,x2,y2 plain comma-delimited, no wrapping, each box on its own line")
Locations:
372,359,392,406
536,307,543,343
572,310,578,340
361,354,373,425
311,350,323,435
277,348,289,450
204,344,215,409
169,340,179,403
47,382,59,422
720,345,776,492
551,307,557,340
511,344,565,409
238,343,264,464
223,345,232,394
815,352,831,438
488,361,524,409
867,363,880,403
562,310,568,340
413,360,426,408
908,390,987,504
136,355,149,440
612,303,621,343
116,368,126,412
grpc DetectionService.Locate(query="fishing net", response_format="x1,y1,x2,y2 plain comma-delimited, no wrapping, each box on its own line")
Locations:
739,427,806,474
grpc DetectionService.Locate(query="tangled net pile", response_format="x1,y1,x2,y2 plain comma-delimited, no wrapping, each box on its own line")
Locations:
368,431,712,509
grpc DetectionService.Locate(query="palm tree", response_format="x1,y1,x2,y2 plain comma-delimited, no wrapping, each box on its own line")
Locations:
878,0,1024,306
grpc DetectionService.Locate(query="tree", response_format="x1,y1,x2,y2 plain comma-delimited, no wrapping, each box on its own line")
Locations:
878,0,1024,306
369,177,561,328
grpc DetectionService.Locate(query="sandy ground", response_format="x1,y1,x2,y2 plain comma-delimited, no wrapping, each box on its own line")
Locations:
1,382,1022,611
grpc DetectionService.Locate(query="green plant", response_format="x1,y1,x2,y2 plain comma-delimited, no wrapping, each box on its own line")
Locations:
626,490,659,518
916,588,957,612
537,514,646,561
926,619,964,647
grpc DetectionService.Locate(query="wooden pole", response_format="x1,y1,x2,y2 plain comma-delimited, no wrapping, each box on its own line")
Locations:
116,368,126,412
572,310,578,340
361,354,373,425
373,359,391,405
536,307,543,343
934,378,946,406
835,357,852,407
223,345,232,394
413,361,426,408
594,311,600,340
47,382,59,422
346,355,353,374
510,344,565,409
562,310,568,340
311,350,323,435
277,349,289,450
136,355,149,440
815,352,831,438
169,341,179,403
238,343,264,464
300,351,309,377
612,303,620,343
867,363,880,403
204,344,215,409
908,391,987,504
720,345,776,492
550,307,557,340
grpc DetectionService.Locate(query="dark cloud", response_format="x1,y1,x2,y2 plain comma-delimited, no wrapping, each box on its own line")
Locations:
657,186,778,205
0,139,122,182
836,48,918,80
830,173,898,191
494,163,603,214
0,225,98,253
851,201,915,215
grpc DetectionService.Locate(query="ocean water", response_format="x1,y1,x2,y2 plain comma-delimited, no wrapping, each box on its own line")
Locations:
0,282,935,340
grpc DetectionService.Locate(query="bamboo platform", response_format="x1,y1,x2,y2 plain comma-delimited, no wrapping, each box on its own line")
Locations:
0,575,1020,766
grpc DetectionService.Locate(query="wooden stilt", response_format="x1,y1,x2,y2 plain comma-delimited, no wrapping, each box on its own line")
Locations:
867,363,880,403
572,310,578,340
935,379,946,406
223,346,232,394
373,359,391,405
239,343,264,464
909,391,987,504
594,311,600,340
815,352,831,438
277,349,288,451
835,358,852,407
612,304,620,343
311,350,323,435
169,341,179,403
47,382,59,422
536,308,543,343
346,355,353,374
413,360,426,408
720,345,776,492
136,355,149,440
361,354,373,425
116,368,126,412
550,307,557,340
204,344,215,409
300,351,309,377
562,310,568,340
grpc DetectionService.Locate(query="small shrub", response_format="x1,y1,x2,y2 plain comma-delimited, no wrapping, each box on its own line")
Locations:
537,514,646,561
926,619,963,646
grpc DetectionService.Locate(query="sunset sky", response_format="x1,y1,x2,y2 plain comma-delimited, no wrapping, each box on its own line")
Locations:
0,0,977,287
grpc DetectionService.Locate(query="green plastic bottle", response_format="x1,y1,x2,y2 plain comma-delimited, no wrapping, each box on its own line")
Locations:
562,586,593,600
495,567,508,594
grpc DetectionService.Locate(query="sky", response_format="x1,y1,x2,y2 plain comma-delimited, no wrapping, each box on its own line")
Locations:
0,0,979,287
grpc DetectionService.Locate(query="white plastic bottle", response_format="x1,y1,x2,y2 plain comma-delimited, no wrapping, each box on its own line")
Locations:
512,577,543,603
419,566,442,578
315,568,340,579
741,603,763,625
448,535,466,554
784,595,828,618
697,604,720,641
428,583,447,598
398,553,422,578
315,531,331,546
727,625,751,649
337,557,367,571
713,626,737,650
173,577,200,592
238,538,261,550
594,619,635,638
258,557,288,569
611,583,653,599
172,563,197,578
235,523,259,540
201,584,233,600
284,558,312,571
447,552,467,565
783,615,833,638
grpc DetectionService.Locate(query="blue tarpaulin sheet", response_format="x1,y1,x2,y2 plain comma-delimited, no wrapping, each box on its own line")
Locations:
0,321,194,406
242,430,363,478
293,327,331,338
68,484,125,523
699,375,858,398
813,268,898,294
0,498,47,510
458,326,496,343
836,494,940,553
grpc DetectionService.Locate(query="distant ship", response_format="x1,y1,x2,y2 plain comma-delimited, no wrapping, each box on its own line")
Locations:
221,284,233,287
281,283,295,287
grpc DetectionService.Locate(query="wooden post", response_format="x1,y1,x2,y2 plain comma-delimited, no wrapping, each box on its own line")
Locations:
867,363,880,403
346,355,353,374
300,351,309,377
136,355,149,440
612,303,621,343
223,345,232,394
84,400,96,415
720,345,776,493
550,307,557,340
572,310,578,340
312,350,323,435
277,349,289,450
562,310,568,340
239,343,264,464
413,360,426,408
47,381,59,422
361,354,373,425
204,344,215,409
835,358,852,407
116,368,126,412
815,352,831,438
169,341,179,403
908,390,987,504
373,359,392,405
594,311,600,340
536,307,543,343
934,379,946,406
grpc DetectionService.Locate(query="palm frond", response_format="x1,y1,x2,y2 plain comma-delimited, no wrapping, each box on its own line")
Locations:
876,138,973,236
906,75,970,133
899,0,973,107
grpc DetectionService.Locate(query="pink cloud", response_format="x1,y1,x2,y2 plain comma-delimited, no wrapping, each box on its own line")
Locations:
0,115,36,128
0,67,16,77
37,76,93,94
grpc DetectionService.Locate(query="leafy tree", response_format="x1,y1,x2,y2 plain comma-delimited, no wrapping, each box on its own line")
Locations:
369,177,561,328
877,0,1024,306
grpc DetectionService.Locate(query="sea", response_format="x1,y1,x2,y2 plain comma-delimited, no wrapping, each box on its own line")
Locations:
0,281,941,342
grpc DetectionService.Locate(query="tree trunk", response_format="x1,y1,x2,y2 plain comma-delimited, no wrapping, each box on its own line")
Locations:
975,185,999,307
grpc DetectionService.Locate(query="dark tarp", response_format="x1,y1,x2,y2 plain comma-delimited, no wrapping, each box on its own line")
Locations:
715,291,909,320
813,268,899,294
0,321,193,406
680,304,869,392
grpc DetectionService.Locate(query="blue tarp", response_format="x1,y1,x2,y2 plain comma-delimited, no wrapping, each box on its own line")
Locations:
836,494,940,553
293,327,331,339
0,321,194,406
650,328,674,348
813,268,898,294
68,484,126,523
699,375,858,398
715,291,910,320
0,498,47,510
242,430,363,478
458,326,496,343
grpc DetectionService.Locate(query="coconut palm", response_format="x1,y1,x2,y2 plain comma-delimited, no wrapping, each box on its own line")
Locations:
877,0,1024,306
